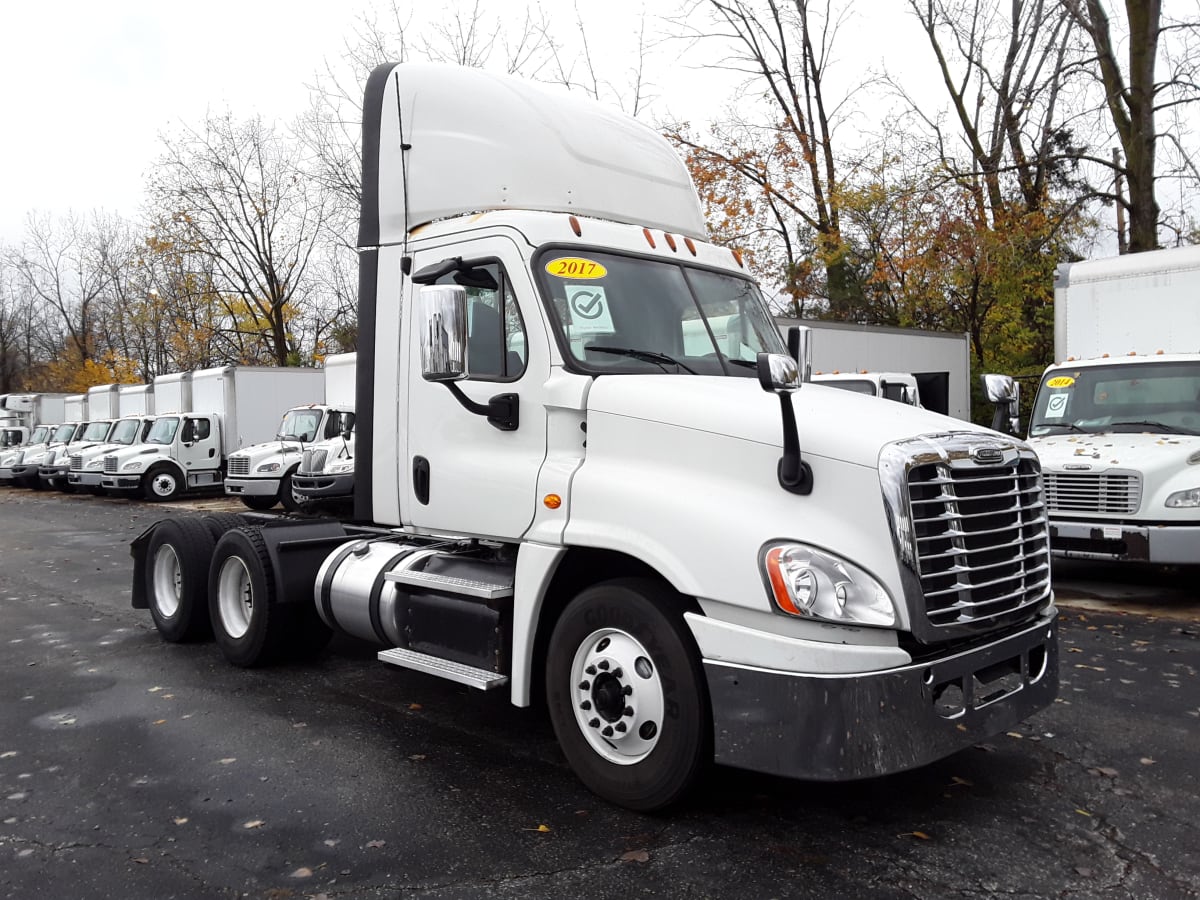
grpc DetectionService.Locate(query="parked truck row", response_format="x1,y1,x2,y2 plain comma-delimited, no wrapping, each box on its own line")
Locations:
126,63,1059,811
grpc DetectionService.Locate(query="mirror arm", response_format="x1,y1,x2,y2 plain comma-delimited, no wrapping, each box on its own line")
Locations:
443,383,520,431
776,393,812,495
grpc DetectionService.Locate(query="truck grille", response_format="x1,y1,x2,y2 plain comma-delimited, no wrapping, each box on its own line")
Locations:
227,457,250,476
1043,471,1141,515
301,449,327,475
103,455,117,473
882,435,1052,643
69,454,83,471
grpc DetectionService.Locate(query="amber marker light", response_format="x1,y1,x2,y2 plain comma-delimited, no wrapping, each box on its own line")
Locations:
642,228,656,248
684,237,697,255
569,215,582,236
664,232,677,251
732,248,744,267
764,547,803,616
543,494,562,509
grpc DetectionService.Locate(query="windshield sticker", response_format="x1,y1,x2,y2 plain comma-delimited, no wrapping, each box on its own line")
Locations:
1046,376,1075,388
1045,393,1069,419
565,285,615,334
545,257,608,279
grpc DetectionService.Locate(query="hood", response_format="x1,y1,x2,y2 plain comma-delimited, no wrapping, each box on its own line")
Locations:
106,445,165,461
228,441,304,465
1029,430,1200,474
585,376,989,468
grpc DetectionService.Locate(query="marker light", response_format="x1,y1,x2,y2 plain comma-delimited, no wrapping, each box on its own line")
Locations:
543,494,562,509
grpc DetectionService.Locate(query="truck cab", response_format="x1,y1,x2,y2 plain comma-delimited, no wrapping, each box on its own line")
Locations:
0,425,50,484
68,415,156,493
1,427,29,449
40,419,117,491
11,422,82,489
291,419,356,511
224,404,355,511
812,371,923,407
102,413,223,501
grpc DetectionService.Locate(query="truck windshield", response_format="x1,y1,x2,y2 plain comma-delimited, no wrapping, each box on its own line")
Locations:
146,417,180,445
819,379,877,396
51,424,76,443
80,421,111,441
1030,361,1200,436
534,250,787,375
277,408,323,441
1,430,20,447
109,419,141,445
29,427,49,444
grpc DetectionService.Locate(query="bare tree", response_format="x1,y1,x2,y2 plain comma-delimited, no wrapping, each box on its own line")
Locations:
148,111,330,366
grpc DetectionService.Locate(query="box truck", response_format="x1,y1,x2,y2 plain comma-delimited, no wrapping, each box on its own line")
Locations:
1026,245,1200,562
0,394,68,484
103,366,323,501
224,353,355,511
129,63,1057,810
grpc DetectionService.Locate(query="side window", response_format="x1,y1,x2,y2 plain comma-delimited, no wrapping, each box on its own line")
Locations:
436,261,527,381
191,418,212,441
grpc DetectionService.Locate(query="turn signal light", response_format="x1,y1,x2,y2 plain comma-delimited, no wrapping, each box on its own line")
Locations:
543,494,562,509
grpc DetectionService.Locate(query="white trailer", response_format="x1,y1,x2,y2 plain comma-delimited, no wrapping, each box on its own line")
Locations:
86,384,120,420
1027,246,1200,563
63,394,88,422
152,372,192,415
130,63,1056,811
777,318,971,420
117,384,155,416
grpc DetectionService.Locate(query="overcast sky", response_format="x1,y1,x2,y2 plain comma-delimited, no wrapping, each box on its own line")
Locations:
0,0,940,247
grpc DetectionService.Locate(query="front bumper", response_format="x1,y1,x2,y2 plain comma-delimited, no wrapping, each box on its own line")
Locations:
68,471,104,487
705,612,1057,781
1049,518,1200,564
10,464,41,483
225,476,281,497
101,474,142,491
291,472,354,499
39,464,69,483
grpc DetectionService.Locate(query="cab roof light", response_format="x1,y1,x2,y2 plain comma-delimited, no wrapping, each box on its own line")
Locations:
642,228,656,249
731,248,744,267
664,232,677,252
684,237,697,256
568,215,582,237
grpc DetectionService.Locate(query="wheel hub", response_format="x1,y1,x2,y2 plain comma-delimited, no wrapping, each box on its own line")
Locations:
570,628,665,765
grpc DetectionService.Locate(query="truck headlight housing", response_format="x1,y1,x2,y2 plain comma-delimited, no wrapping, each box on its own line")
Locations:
256,462,281,473
86,459,104,470
760,542,896,627
1166,487,1200,508
329,461,354,474
123,461,145,472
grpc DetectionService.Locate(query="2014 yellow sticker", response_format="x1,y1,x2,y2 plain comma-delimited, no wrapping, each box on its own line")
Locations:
545,257,607,279
1046,376,1075,388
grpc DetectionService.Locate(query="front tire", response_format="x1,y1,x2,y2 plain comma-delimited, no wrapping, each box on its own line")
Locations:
545,578,710,812
278,470,301,513
145,518,216,642
143,465,183,502
209,526,288,667
240,494,278,511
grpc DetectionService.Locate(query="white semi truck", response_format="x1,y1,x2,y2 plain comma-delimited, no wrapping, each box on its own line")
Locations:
0,394,67,484
129,63,1057,810
291,420,357,512
812,371,924,407
40,384,123,491
102,366,324,502
68,384,157,493
224,353,355,511
1026,245,1200,563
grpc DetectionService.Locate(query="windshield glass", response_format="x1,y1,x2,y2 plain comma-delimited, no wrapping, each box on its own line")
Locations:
1030,361,1200,436
109,419,141,445
534,250,787,375
30,426,49,444
52,424,76,442
81,421,111,441
277,408,323,441
1,430,21,447
146,417,180,445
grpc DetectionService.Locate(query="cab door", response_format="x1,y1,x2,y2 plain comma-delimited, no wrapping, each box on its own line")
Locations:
177,416,220,474
403,235,549,540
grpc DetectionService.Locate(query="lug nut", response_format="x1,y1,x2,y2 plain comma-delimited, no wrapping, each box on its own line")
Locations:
623,685,633,696
615,722,627,733
580,701,591,711
588,718,600,728
597,660,610,671
602,726,614,737
579,680,590,690
585,665,596,676
623,706,634,717
612,668,623,678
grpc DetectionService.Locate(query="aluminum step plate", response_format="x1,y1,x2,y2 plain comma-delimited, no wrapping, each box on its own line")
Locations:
378,647,509,690
384,568,514,599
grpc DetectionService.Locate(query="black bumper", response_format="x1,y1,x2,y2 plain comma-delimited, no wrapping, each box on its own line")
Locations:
292,472,354,499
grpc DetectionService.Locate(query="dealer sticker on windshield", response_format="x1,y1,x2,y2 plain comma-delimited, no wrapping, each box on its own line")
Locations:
1046,376,1075,388
545,257,607,279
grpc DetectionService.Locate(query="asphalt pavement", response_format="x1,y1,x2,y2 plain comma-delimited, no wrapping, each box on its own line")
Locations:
1,488,1197,899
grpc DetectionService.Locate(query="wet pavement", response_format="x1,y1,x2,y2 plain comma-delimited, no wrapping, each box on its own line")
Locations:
1,488,1197,899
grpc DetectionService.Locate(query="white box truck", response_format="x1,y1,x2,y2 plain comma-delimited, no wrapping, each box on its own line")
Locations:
1026,245,1200,562
117,384,155,416
129,63,1057,810
103,366,324,501
224,353,355,511
0,394,68,484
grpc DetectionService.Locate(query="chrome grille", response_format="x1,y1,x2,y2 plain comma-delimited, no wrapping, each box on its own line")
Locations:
227,456,250,476
69,454,83,471
1044,471,1141,514
300,449,328,475
103,455,118,473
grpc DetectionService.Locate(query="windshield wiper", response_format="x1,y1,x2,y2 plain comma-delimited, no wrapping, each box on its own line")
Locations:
1038,422,1092,434
585,346,698,374
1109,420,1191,435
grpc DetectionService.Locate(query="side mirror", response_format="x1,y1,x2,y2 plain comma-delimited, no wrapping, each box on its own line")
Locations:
180,420,196,444
982,373,1015,404
756,353,801,392
341,429,352,441
784,326,813,382
982,374,1021,435
419,285,469,382
757,351,812,495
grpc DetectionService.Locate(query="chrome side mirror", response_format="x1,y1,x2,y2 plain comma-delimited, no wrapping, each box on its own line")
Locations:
419,285,469,382
982,373,1015,404
982,374,1021,435
756,353,801,392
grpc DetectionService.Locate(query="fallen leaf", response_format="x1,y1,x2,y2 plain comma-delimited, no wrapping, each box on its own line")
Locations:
323,839,339,848
529,824,551,833
1067,648,1083,653
152,720,167,726
950,776,973,787
218,758,236,765
173,817,188,825
148,687,163,693
243,820,265,829
292,722,307,729
409,754,426,761
1075,866,1093,877
0,751,17,759
899,831,932,840
409,703,423,711
1140,757,1156,766
365,839,386,849
620,849,651,862
132,857,150,864
1006,731,1024,739
1093,767,1118,778
1075,809,1092,817
291,867,313,878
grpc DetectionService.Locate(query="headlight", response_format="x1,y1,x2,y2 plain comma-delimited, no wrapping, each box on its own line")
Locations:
760,542,896,627
256,462,281,473
329,461,354,474
86,459,104,470
1166,487,1200,508
123,461,145,472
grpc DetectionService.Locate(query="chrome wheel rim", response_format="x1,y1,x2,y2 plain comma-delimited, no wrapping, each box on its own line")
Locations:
217,556,253,639
569,627,664,765
151,545,182,618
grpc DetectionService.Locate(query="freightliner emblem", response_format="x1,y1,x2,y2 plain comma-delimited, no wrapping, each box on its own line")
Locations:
972,446,1004,464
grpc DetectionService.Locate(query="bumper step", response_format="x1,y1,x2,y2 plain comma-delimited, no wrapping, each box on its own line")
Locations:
378,647,509,690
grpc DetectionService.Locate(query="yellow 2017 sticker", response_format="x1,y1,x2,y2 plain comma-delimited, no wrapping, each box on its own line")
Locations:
545,257,607,279
1046,376,1075,388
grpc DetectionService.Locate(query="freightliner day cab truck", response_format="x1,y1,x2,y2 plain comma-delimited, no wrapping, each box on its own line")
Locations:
130,63,1058,810
1025,245,1200,563
224,353,355,511
291,420,357,513
0,394,67,484
812,371,924,408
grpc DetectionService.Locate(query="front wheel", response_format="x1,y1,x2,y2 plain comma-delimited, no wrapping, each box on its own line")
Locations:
278,471,302,513
143,465,183,501
545,578,710,812
240,494,278,511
